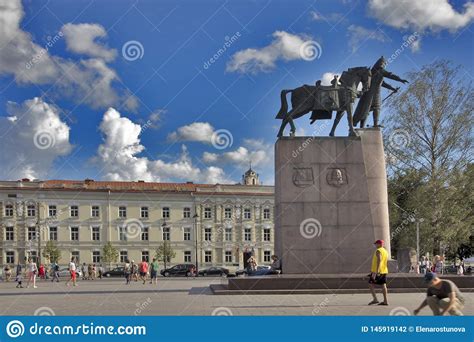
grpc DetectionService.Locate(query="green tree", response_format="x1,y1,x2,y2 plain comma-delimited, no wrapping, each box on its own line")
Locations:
43,240,61,263
154,241,176,269
102,242,118,269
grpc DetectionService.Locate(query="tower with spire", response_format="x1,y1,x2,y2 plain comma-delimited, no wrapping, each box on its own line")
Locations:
242,161,260,185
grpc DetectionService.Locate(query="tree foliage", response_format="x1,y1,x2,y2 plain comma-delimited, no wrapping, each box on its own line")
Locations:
102,242,118,266
155,241,176,269
43,240,61,263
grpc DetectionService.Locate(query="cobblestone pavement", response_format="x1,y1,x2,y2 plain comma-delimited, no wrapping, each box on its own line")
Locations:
0,278,472,316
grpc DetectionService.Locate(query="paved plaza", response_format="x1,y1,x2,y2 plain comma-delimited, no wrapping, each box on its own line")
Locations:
0,278,472,316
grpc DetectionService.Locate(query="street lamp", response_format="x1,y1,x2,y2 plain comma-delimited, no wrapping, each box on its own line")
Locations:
410,217,424,265
193,213,199,274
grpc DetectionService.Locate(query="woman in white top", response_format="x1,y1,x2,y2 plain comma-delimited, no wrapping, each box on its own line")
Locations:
26,258,37,288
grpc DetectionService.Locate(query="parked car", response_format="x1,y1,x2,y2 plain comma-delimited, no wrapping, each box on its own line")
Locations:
235,265,271,276
198,267,229,277
103,266,126,277
58,268,82,278
160,264,195,277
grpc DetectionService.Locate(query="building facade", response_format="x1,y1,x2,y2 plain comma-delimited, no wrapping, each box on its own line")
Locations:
0,169,274,271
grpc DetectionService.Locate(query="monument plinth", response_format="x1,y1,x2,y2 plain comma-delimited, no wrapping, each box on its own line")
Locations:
275,128,391,274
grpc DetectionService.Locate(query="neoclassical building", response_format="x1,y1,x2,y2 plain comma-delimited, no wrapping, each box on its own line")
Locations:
0,168,274,270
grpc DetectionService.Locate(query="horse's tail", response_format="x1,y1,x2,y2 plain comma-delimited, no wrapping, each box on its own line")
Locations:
275,89,292,119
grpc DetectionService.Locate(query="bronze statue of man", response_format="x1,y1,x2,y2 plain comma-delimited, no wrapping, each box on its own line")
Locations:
353,56,408,128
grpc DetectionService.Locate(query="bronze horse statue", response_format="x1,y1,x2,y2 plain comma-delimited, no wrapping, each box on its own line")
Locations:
276,67,372,137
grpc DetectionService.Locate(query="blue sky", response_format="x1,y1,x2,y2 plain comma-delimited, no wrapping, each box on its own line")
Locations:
0,0,473,185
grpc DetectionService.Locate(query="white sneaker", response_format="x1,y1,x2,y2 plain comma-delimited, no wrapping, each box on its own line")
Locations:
33,286,37,288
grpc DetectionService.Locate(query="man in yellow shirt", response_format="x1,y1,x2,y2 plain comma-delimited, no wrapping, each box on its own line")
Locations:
368,239,389,305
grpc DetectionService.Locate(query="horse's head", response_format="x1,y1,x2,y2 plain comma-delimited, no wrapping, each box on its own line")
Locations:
355,67,371,92
341,67,371,92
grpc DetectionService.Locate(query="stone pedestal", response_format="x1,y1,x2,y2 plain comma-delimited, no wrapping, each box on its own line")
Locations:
274,128,391,274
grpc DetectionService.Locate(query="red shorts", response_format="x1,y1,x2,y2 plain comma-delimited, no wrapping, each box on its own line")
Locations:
70,270,76,279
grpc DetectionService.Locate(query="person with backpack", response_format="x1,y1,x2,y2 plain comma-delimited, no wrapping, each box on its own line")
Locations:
150,258,158,285
51,262,60,282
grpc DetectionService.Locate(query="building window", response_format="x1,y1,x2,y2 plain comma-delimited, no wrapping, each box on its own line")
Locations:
120,251,128,263
263,208,271,219
244,228,252,241
225,228,232,241
92,226,100,241
263,228,271,242
204,251,212,263
48,205,57,217
29,251,38,263
27,204,36,217
5,227,14,241
119,226,127,241
28,227,36,241
71,251,80,263
162,227,170,241
92,251,101,263
162,207,170,219
4,204,14,217
204,207,212,219
264,251,271,262
118,206,127,218
183,227,191,241
49,227,58,241
184,251,191,263
183,207,191,218
70,227,79,241
244,208,251,220
70,205,79,217
91,206,100,218
204,228,212,241
140,206,149,218
142,251,149,262
224,207,232,219
141,227,149,241
225,251,232,263
6,251,15,264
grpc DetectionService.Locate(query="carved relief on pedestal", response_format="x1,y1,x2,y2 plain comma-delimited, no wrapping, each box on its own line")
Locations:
292,167,314,187
326,167,347,187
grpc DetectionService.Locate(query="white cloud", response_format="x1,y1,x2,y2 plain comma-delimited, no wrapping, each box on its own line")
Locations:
368,0,474,32
167,122,216,143
0,0,135,110
310,10,343,22
347,25,387,52
320,72,338,86
226,30,319,74
95,108,229,183
0,98,73,180
62,23,117,61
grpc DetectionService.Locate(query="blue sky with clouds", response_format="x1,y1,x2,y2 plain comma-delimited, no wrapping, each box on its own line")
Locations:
0,0,473,185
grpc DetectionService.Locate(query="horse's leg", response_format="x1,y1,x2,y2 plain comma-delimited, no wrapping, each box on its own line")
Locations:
277,118,288,138
346,103,357,136
329,111,344,137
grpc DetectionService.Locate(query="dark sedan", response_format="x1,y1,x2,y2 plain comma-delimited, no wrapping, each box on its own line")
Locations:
198,267,229,277
160,264,195,277
103,266,125,277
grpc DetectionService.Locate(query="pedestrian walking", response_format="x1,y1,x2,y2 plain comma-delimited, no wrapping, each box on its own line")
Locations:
38,264,45,280
98,264,103,279
4,264,12,282
150,258,158,285
51,262,60,282
66,257,77,287
25,258,37,288
87,264,93,280
139,259,148,284
368,239,389,306
124,260,131,285
414,272,465,316
81,263,87,280
15,262,23,288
